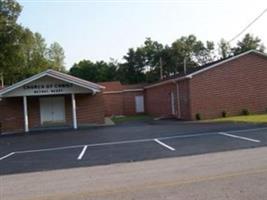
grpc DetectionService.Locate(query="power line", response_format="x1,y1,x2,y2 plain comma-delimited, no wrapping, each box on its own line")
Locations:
228,8,267,43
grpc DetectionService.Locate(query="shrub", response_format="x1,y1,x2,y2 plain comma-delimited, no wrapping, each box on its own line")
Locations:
222,111,227,118
195,113,201,120
241,109,249,116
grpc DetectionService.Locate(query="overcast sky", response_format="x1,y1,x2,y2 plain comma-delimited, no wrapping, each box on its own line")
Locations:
18,0,267,69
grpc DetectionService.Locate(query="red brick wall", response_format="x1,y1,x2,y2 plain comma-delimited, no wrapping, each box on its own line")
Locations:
190,53,267,119
123,91,144,115
145,83,177,117
102,93,124,116
76,93,105,124
177,79,191,120
102,91,144,116
0,97,24,133
0,93,105,133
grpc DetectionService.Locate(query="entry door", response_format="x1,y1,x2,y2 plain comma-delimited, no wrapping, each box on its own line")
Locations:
40,97,66,125
135,95,144,113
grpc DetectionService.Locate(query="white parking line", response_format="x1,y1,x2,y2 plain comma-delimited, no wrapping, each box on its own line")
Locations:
5,126,267,156
16,145,84,154
77,145,88,160
219,132,261,143
0,152,15,161
15,138,153,154
158,132,215,141
154,139,175,151
229,127,267,134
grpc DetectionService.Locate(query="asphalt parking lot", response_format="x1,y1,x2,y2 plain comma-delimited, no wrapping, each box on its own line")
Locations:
1,119,267,175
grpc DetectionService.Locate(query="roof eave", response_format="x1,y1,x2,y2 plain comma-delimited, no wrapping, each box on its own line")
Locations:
188,50,267,78
0,69,104,96
144,75,190,89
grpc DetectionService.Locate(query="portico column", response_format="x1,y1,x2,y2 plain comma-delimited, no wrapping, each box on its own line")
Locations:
71,93,77,130
23,96,29,132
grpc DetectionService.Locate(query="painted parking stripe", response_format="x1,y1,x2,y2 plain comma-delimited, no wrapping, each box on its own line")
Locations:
0,152,15,161
154,139,175,151
77,145,88,160
219,132,261,143
228,127,267,134
11,134,212,155
16,145,84,154
8,126,267,156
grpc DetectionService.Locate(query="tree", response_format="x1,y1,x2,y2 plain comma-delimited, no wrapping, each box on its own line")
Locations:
48,42,65,71
20,32,50,77
0,0,23,84
170,35,216,74
232,33,265,55
118,48,146,84
69,59,118,82
117,38,164,83
143,38,163,70
0,0,65,84
95,59,118,82
218,39,232,58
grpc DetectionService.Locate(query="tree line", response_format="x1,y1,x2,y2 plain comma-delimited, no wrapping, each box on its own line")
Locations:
1,0,266,85
70,34,265,84
0,0,65,85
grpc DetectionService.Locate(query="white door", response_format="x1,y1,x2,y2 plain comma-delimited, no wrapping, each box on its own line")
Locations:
135,96,144,113
40,97,66,125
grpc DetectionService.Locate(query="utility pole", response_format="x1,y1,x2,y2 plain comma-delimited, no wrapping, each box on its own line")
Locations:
183,57,187,74
160,57,163,80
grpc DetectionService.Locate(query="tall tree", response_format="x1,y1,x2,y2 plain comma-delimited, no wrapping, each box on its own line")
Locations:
21,32,51,77
232,33,265,55
0,0,66,84
48,42,65,71
218,39,232,58
118,38,164,83
118,48,146,84
0,0,23,83
69,59,118,82
170,35,216,74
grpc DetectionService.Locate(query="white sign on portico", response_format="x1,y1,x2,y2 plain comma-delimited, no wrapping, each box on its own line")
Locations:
23,82,74,95
4,76,91,97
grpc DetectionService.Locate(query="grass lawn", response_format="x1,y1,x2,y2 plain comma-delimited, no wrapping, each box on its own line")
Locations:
111,115,152,124
210,114,267,124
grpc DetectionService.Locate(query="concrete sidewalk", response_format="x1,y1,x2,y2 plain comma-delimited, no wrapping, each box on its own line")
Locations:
1,146,267,200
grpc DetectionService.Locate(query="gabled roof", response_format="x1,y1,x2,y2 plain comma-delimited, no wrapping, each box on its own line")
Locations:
185,50,267,77
145,50,267,89
0,69,105,96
